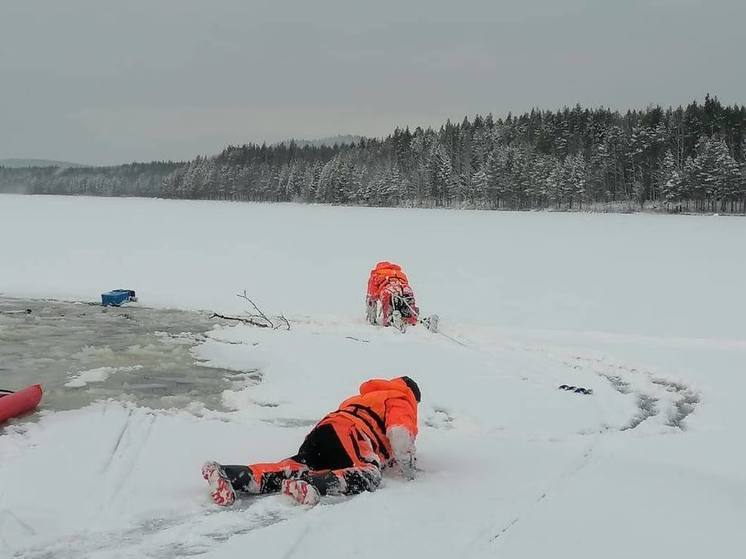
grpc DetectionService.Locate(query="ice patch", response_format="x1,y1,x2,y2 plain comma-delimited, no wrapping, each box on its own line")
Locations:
65,365,144,388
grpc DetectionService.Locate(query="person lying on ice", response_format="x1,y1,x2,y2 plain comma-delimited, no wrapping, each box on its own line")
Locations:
202,376,421,506
366,261,420,328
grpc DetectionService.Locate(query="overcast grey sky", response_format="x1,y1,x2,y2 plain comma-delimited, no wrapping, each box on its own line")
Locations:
1,0,743,165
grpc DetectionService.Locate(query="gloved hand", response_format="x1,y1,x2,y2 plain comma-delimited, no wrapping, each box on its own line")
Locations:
388,425,417,480
399,452,417,480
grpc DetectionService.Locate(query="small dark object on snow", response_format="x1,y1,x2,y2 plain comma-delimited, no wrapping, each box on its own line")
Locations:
101,289,137,307
420,314,440,333
558,384,593,395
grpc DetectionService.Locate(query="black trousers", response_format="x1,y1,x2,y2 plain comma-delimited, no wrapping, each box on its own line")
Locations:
222,423,381,496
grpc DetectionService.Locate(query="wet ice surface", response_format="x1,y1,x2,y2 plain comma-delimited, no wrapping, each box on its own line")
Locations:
0,297,257,416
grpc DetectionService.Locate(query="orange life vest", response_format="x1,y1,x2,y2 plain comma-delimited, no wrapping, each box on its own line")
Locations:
319,377,418,463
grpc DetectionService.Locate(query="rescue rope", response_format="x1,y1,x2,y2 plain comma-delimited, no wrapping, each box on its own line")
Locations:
428,327,469,348
395,295,470,348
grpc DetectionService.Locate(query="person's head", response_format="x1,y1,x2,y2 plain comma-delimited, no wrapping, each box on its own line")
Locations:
399,375,421,403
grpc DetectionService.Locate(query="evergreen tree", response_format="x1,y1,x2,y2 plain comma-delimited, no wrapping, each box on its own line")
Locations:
659,150,683,207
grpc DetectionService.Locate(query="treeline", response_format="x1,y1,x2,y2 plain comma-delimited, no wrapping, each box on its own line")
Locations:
2,95,746,213
0,162,180,197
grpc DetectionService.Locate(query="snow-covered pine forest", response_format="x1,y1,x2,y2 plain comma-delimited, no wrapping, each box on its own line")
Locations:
2,95,745,213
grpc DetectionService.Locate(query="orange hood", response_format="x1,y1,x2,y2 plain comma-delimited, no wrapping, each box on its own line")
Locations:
373,261,402,272
359,377,419,405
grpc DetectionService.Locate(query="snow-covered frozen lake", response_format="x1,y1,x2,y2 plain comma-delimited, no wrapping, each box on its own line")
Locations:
1,194,744,559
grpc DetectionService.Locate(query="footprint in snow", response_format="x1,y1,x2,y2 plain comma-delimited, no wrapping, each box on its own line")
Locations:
425,406,455,430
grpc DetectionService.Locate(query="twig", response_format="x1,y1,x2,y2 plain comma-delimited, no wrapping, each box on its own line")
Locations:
345,336,370,343
237,291,274,328
276,314,291,330
210,292,291,330
210,312,271,328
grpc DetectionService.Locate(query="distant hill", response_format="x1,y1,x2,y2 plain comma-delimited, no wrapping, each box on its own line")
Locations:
0,158,86,169
274,135,363,148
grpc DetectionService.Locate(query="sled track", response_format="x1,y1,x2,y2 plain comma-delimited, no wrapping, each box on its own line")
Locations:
98,406,157,506
0,507,37,553
488,430,600,547
14,499,296,559
100,407,135,475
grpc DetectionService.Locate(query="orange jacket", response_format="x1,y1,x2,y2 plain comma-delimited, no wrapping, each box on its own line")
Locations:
367,262,411,299
321,377,419,465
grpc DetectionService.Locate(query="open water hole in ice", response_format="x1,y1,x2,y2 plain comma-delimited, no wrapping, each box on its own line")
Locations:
0,297,256,417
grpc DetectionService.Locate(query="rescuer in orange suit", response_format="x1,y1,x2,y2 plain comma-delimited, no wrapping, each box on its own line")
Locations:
366,261,419,328
202,376,421,506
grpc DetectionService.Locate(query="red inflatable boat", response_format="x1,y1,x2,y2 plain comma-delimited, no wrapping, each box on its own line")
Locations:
0,384,43,423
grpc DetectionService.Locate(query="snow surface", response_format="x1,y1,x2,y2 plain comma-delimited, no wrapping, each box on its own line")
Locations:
1,194,745,558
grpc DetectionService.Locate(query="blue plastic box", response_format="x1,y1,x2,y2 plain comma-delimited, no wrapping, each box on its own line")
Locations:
101,289,137,307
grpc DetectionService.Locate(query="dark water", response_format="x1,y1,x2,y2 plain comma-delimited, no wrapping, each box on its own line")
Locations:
0,298,259,419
